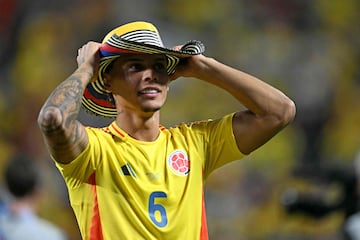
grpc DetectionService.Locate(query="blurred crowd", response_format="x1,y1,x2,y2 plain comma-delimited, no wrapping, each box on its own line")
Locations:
0,0,359,239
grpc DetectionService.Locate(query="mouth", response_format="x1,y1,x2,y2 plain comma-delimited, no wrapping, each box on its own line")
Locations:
138,87,162,97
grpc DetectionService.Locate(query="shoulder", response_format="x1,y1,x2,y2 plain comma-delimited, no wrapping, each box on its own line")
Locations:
167,113,235,134
85,124,112,134
85,124,116,141
167,119,212,133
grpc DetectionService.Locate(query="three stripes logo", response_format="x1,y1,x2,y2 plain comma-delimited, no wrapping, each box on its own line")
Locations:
119,163,136,178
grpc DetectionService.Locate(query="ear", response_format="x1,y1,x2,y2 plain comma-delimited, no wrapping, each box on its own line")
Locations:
102,72,112,93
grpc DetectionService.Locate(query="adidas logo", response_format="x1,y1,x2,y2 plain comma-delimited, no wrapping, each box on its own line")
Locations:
119,163,136,177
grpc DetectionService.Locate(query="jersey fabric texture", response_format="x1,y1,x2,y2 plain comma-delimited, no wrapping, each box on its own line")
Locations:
55,113,244,240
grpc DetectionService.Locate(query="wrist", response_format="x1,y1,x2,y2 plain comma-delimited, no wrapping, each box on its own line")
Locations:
79,62,96,72
76,63,97,84
193,56,219,81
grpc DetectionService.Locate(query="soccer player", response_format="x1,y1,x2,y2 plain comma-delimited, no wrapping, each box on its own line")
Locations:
37,21,296,239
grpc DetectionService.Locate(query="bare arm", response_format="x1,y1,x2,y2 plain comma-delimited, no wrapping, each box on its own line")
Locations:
37,42,101,164
172,55,296,154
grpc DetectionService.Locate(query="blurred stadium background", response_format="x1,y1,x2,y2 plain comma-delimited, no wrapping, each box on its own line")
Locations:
0,0,359,239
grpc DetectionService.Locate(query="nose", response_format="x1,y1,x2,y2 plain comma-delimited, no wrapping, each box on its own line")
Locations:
143,67,156,81
143,67,168,85
141,63,169,85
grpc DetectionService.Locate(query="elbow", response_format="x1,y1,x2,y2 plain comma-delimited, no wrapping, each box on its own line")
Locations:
277,98,296,127
37,106,64,135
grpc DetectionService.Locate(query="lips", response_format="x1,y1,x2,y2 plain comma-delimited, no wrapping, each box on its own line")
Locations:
138,87,161,96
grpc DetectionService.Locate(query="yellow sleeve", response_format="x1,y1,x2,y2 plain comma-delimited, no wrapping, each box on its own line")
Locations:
54,127,102,189
202,113,244,178
182,113,244,179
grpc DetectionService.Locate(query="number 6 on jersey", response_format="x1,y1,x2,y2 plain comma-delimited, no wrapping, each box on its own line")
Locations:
148,191,168,227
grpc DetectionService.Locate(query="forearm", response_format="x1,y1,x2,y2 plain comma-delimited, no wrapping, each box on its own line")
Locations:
38,64,93,163
190,56,295,154
195,57,294,121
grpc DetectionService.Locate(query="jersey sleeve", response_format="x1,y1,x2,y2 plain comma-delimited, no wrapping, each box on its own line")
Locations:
201,113,244,178
54,127,103,189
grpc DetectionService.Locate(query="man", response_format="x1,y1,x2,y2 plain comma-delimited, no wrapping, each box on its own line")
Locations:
38,21,295,239
0,154,67,240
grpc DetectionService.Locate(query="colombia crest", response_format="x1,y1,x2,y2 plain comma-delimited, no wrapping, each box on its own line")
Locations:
168,150,190,176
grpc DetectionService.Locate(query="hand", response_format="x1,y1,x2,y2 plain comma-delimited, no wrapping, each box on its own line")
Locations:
168,45,205,81
76,41,101,76
169,54,207,81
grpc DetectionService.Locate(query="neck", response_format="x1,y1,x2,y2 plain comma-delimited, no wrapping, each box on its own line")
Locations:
116,110,161,141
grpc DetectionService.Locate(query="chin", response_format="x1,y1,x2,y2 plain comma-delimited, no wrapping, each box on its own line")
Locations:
142,106,161,113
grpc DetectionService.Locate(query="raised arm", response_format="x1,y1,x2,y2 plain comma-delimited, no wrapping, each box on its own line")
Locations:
172,55,296,155
37,42,101,164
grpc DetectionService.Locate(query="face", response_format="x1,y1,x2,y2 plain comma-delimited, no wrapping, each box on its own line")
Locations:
103,54,170,115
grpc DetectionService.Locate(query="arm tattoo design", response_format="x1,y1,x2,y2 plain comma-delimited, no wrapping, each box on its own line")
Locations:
39,70,90,155
45,76,83,127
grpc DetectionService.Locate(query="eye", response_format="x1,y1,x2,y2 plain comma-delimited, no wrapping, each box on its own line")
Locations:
154,62,167,72
129,63,143,71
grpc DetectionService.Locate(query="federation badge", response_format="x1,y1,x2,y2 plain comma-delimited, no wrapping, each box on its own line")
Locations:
168,150,190,176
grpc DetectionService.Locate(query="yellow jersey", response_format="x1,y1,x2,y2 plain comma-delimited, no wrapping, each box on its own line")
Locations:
55,113,244,240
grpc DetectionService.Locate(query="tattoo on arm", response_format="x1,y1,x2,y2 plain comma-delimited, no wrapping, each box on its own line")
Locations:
39,69,91,161
46,76,83,126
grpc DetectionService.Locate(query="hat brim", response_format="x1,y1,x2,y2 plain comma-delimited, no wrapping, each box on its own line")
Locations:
81,39,205,118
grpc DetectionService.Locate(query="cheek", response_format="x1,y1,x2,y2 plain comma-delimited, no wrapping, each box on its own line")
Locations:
113,74,138,92
160,73,170,85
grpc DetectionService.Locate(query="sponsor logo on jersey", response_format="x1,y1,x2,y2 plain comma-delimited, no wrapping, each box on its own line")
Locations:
167,150,190,176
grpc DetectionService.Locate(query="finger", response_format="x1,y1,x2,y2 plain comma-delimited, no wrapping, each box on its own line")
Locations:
172,45,183,51
77,46,86,65
77,43,89,58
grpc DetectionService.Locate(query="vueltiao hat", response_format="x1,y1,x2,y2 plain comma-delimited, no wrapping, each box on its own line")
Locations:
82,21,205,118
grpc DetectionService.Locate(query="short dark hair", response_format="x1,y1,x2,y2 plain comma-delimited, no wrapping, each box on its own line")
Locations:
4,154,39,198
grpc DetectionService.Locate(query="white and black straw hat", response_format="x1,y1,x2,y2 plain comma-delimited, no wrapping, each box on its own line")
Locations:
82,21,205,118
